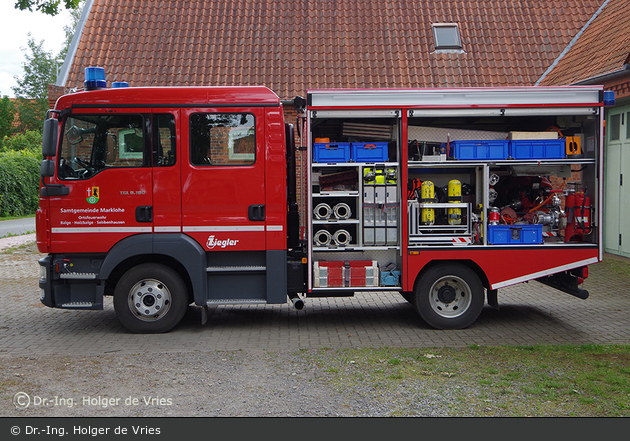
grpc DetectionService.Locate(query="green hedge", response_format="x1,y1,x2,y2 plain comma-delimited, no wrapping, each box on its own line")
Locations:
0,148,41,217
1,130,42,152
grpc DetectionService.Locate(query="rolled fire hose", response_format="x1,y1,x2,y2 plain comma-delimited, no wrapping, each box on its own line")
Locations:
489,173,500,186
333,229,352,246
314,203,332,220
333,202,352,220
314,229,332,246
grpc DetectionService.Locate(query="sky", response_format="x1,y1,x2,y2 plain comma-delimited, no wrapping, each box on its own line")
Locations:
0,2,72,98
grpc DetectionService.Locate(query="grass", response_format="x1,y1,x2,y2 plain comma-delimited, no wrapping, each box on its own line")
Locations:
297,345,630,417
1,240,39,255
599,258,630,277
0,215,35,222
0,230,35,239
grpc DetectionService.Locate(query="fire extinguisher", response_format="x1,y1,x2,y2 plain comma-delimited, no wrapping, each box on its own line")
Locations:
564,187,591,242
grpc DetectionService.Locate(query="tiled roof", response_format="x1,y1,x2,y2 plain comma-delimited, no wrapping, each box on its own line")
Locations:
62,0,605,100
538,0,630,86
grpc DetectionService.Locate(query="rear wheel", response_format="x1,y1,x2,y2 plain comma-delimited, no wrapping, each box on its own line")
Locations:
114,263,188,333
413,263,484,329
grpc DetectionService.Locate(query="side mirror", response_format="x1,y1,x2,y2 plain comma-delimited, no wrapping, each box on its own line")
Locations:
42,118,59,157
41,159,55,177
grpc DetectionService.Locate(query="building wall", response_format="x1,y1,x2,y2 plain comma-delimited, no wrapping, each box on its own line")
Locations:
602,76,630,257
603,99,630,258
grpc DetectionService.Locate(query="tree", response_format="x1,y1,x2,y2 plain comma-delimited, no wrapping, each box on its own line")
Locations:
14,0,80,16
0,96,16,143
58,0,85,61
12,37,58,132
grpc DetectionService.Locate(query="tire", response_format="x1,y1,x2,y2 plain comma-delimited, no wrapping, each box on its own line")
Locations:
413,263,484,330
113,263,188,333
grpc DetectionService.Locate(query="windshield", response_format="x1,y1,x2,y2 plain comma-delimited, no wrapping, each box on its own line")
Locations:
58,114,146,180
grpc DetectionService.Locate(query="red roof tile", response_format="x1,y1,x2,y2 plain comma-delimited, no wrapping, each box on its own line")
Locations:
63,0,605,99
539,0,630,86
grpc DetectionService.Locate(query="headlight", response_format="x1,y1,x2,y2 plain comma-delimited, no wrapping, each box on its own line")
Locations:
39,265,47,281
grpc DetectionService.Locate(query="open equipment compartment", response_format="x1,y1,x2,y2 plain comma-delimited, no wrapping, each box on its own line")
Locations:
304,87,604,329
406,108,600,248
308,112,403,291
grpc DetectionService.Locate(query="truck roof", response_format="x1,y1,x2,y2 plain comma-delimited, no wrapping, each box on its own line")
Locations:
55,86,281,109
307,86,606,109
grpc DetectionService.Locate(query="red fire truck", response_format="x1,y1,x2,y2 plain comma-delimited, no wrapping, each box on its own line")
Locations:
37,68,615,333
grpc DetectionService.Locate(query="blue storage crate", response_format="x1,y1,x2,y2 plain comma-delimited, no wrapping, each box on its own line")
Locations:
449,140,509,160
487,224,543,245
509,139,566,159
313,142,351,163
351,142,389,163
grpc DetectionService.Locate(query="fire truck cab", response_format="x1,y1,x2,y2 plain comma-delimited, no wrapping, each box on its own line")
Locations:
37,69,613,333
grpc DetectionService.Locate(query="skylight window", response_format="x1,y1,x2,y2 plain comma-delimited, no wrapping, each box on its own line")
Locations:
432,23,463,52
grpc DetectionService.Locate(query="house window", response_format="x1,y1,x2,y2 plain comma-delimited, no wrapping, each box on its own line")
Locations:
118,128,144,159
609,114,620,141
432,23,463,51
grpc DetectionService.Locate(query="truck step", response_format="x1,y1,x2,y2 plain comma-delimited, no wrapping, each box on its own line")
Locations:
59,273,97,280
206,266,266,273
60,302,94,308
205,299,267,305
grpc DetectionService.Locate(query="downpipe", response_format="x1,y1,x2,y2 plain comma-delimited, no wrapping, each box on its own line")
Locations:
536,269,589,300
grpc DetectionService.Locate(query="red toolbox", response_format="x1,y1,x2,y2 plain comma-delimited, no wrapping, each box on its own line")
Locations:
348,260,379,287
313,261,345,287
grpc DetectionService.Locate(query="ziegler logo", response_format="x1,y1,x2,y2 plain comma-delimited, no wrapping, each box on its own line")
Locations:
206,235,240,249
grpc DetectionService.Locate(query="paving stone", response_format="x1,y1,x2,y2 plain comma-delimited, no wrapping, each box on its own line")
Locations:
1,249,629,357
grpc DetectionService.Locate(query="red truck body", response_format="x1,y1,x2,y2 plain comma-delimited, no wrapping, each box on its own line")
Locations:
37,72,611,332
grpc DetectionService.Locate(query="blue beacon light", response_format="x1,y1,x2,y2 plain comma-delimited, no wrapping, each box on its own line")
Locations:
84,67,107,90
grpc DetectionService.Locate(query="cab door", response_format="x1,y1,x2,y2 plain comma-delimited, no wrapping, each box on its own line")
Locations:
151,111,181,233
181,108,266,251
49,110,153,254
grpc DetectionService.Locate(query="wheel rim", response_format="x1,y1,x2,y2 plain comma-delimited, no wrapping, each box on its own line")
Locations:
127,278,172,322
428,275,472,318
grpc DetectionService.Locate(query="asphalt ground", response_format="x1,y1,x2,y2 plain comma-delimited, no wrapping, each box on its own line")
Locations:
0,218,35,238
1,237,629,357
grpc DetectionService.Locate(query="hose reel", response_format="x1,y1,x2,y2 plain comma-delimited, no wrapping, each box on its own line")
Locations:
332,229,352,247
314,202,352,220
314,229,352,247
314,229,332,246
314,203,332,220
333,203,351,220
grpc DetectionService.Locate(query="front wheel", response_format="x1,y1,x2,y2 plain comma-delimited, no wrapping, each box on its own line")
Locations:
114,263,188,333
413,263,484,329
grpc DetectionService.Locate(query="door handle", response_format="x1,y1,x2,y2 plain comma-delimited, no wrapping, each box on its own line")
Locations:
248,204,265,221
136,205,153,223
